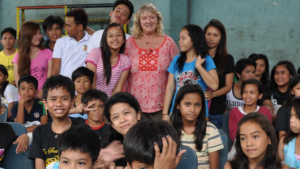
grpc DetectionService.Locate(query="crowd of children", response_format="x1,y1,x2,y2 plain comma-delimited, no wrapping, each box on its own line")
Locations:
0,0,300,169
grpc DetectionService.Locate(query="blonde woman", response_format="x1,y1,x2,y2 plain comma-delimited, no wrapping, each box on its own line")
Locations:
125,3,179,121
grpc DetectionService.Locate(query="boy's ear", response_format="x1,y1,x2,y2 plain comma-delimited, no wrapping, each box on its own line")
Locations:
35,89,39,96
125,19,130,25
43,99,48,110
0,40,3,45
258,93,263,99
109,10,113,17
137,111,141,121
77,24,83,31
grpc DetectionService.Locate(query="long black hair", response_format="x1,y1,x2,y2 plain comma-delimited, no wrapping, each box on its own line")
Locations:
102,92,141,148
176,24,208,74
249,54,270,87
230,113,282,169
283,97,300,144
170,84,207,151
0,65,9,96
283,74,300,107
270,60,296,89
204,19,228,82
100,23,126,85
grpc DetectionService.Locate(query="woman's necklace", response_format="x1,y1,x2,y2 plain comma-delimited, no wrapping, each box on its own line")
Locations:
51,118,72,138
144,35,155,44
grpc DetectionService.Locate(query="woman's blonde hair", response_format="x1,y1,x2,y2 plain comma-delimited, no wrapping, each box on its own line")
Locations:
131,3,164,39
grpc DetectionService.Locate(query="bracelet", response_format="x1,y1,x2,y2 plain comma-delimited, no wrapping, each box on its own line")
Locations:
162,114,169,116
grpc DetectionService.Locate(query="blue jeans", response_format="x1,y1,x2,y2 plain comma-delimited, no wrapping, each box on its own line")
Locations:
209,114,223,128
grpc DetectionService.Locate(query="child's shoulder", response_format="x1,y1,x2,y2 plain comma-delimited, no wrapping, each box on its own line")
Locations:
206,121,218,131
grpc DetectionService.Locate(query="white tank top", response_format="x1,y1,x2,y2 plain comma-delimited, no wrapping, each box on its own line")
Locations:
226,87,245,111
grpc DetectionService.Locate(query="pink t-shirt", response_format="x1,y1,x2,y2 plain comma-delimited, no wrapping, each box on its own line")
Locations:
124,35,179,113
86,48,132,97
12,49,52,91
228,106,272,142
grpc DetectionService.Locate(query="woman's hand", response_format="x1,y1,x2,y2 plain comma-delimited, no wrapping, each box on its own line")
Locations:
204,89,214,101
195,55,206,69
13,134,29,154
99,141,124,162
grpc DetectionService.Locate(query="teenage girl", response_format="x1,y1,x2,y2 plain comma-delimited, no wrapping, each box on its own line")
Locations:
203,19,235,128
12,22,53,99
225,113,288,169
226,58,256,111
278,97,300,168
170,84,223,169
103,92,141,169
86,23,131,97
248,54,270,87
229,79,272,142
163,24,219,121
261,61,296,116
276,74,300,138
0,65,18,120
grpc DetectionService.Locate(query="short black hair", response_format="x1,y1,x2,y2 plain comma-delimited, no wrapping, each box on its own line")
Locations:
71,66,94,84
241,79,264,96
235,58,256,80
18,75,38,90
57,124,101,165
113,0,134,20
42,15,65,33
42,75,75,100
65,8,88,29
1,27,16,39
81,89,108,105
124,120,180,166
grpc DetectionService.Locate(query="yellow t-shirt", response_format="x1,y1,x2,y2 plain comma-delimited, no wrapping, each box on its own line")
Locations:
0,49,18,84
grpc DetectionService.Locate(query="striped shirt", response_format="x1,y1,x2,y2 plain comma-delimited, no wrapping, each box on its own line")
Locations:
181,121,224,169
86,48,132,97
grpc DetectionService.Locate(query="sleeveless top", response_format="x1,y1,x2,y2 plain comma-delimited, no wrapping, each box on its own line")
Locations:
284,137,300,168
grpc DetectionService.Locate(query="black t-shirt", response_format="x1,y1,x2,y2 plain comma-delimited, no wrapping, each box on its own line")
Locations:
0,123,17,167
209,54,235,115
261,86,288,111
44,41,53,51
29,118,82,169
275,106,292,133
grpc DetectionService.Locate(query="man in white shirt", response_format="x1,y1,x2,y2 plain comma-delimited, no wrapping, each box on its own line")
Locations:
87,0,134,53
52,8,91,79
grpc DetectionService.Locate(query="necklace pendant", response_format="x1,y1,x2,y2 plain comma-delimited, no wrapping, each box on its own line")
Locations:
55,134,58,138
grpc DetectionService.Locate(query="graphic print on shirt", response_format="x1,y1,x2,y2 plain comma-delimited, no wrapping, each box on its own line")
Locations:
138,49,159,71
271,95,283,114
33,66,47,80
44,147,59,168
176,70,200,89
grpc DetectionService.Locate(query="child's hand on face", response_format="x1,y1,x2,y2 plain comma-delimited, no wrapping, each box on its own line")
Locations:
153,135,186,169
19,94,32,104
13,133,29,154
195,55,206,69
98,140,124,162
93,158,116,169
76,101,97,114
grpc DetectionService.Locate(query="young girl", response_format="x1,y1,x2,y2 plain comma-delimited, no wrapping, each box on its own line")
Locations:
103,92,141,169
226,58,256,111
163,24,219,120
225,113,288,169
249,53,270,87
0,65,18,121
203,19,235,128
278,97,300,168
229,79,272,142
262,61,296,115
276,74,300,138
170,84,223,169
12,22,52,99
86,23,131,97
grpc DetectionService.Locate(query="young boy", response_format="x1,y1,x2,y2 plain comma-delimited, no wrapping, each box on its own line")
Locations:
124,121,186,169
0,27,18,85
81,89,108,143
57,124,101,169
11,75,48,132
69,66,94,119
42,15,64,51
29,75,82,169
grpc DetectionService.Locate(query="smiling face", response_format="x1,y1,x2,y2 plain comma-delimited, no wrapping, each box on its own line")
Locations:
290,107,300,133
255,59,266,77
139,11,157,34
31,29,43,46
179,28,193,53
239,121,271,162
274,65,292,88
106,26,125,51
238,65,256,82
109,103,141,136
44,86,73,120
177,93,202,123
242,84,262,107
59,149,93,169
46,23,62,43
205,26,221,50
109,4,130,25
74,76,91,95
87,99,105,123
0,32,16,50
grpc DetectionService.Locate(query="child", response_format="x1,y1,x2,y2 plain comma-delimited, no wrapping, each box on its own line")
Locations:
11,75,48,132
57,124,101,169
229,79,272,142
86,23,131,97
278,97,300,168
12,22,53,99
226,58,256,111
224,113,288,169
42,15,64,51
69,66,94,119
170,84,224,169
0,27,18,85
28,75,82,169
249,53,269,87
262,61,296,115
81,89,109,143
163,24,219,121
124,120,186,169
0,65,18,121
103,92,141,168
276,74,300,138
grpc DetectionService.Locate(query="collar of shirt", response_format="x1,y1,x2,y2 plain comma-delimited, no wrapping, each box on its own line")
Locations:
67,31,89,42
